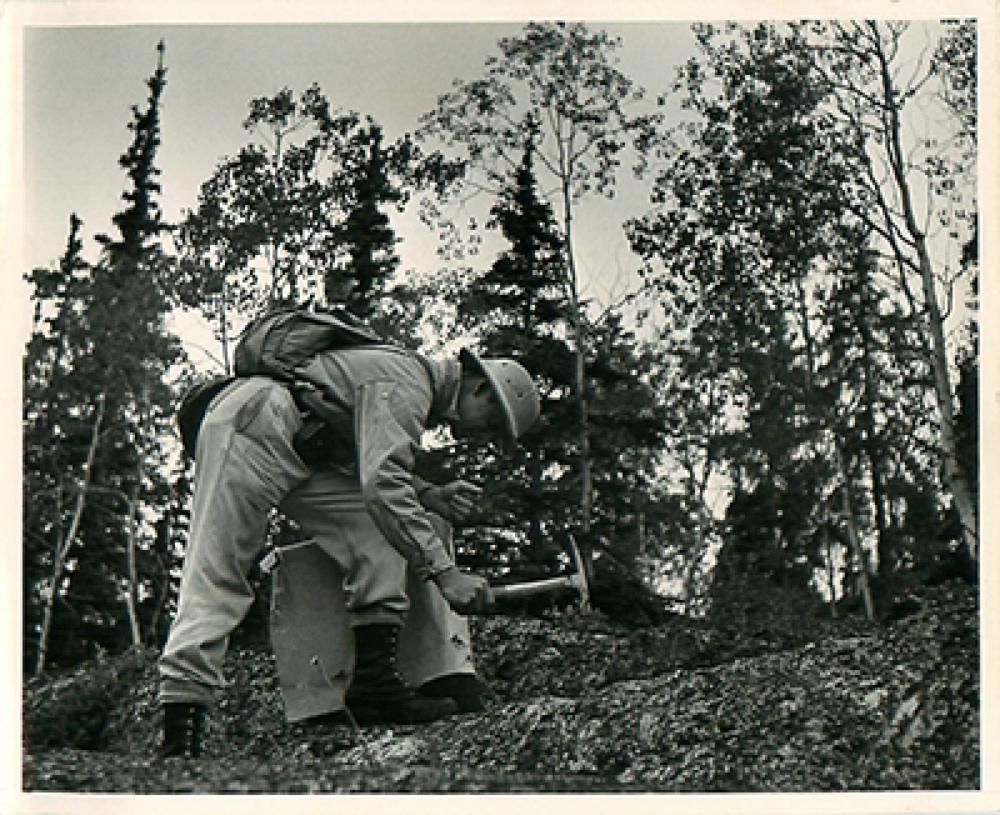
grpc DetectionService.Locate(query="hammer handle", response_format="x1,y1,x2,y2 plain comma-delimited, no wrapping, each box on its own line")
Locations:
491,575,576,599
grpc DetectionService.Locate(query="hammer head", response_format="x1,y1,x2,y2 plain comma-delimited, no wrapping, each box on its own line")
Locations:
564,534,591,612
487,534,591,612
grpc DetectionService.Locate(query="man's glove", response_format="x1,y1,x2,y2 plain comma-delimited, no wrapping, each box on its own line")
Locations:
432,566,494,615
420,480,482,524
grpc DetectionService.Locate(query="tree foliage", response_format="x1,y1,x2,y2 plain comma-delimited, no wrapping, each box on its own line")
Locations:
23,43,183,673
173,86,432,367
418,21,665,569
804,20,978,561
22,22,981,677
628,21,977,622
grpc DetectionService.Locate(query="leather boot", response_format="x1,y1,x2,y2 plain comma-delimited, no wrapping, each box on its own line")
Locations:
159,702,207,758
345,624,459,725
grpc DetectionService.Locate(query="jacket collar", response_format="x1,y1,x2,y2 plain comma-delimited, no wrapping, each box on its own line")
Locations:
419,355,462,425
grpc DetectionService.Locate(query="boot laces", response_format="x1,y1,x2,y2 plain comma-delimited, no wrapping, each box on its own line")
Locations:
187,706,204,754
386,630,407,684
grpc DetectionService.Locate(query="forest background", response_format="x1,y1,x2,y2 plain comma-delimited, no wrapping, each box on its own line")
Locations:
4,2,996,784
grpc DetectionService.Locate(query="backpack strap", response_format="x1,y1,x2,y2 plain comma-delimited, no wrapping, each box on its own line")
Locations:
288,380,352,425
287,381,357,466
176,375,239,459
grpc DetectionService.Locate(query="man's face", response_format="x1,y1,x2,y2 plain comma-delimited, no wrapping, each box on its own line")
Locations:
455,377,506,437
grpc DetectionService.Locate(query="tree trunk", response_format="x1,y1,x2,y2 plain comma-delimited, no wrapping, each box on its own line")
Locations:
220,272,231,374
574,338,593,534
915,240,978,559
527,449,545,550
124,387,150,647
823,522,838,620
148,506,175,647
149,556,169,647
682,517,707,618
856,261,891,573
559,173,594,577
125,473,142,647
35,392,106,677
873,27,978,561
834,442,875,621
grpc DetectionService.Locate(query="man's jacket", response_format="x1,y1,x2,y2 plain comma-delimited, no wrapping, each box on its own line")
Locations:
295,345,462,582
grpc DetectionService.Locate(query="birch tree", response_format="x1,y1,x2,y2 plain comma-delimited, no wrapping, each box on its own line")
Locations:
805,20,979,561
174,89,427,366
417,22,663,567
173,85,358,365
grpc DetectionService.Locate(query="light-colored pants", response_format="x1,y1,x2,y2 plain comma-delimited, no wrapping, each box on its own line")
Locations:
270,531,474,722
158,377,460,706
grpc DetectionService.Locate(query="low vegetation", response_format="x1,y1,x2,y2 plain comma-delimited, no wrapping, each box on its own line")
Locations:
22,579,977,793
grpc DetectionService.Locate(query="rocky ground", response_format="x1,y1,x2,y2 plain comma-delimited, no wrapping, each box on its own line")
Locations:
21,580,979,793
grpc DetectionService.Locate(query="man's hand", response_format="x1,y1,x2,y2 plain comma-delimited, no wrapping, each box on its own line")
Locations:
421,480,482,524
433,566,494,615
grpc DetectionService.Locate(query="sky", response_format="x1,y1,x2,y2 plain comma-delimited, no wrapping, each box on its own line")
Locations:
9,5,995,362
13,14,702,368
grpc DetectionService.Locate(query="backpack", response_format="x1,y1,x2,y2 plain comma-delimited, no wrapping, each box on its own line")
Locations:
178,306,387,463
233,305,384,381
176,375,237,459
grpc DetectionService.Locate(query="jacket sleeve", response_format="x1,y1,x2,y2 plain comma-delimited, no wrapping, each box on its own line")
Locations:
355,379,454,581
412,474,435,504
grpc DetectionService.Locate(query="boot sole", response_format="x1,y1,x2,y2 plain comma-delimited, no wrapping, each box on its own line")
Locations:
345,698,459,726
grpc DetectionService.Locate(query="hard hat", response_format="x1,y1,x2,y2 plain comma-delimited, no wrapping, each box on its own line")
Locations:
460,349,541,440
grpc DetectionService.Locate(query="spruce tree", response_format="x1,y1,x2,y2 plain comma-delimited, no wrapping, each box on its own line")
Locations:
23,213,92,670
24,42,182,672
325,120,399,316
323,119,426,345
418,22,665,571
434,140,573,574
441,142,670,621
